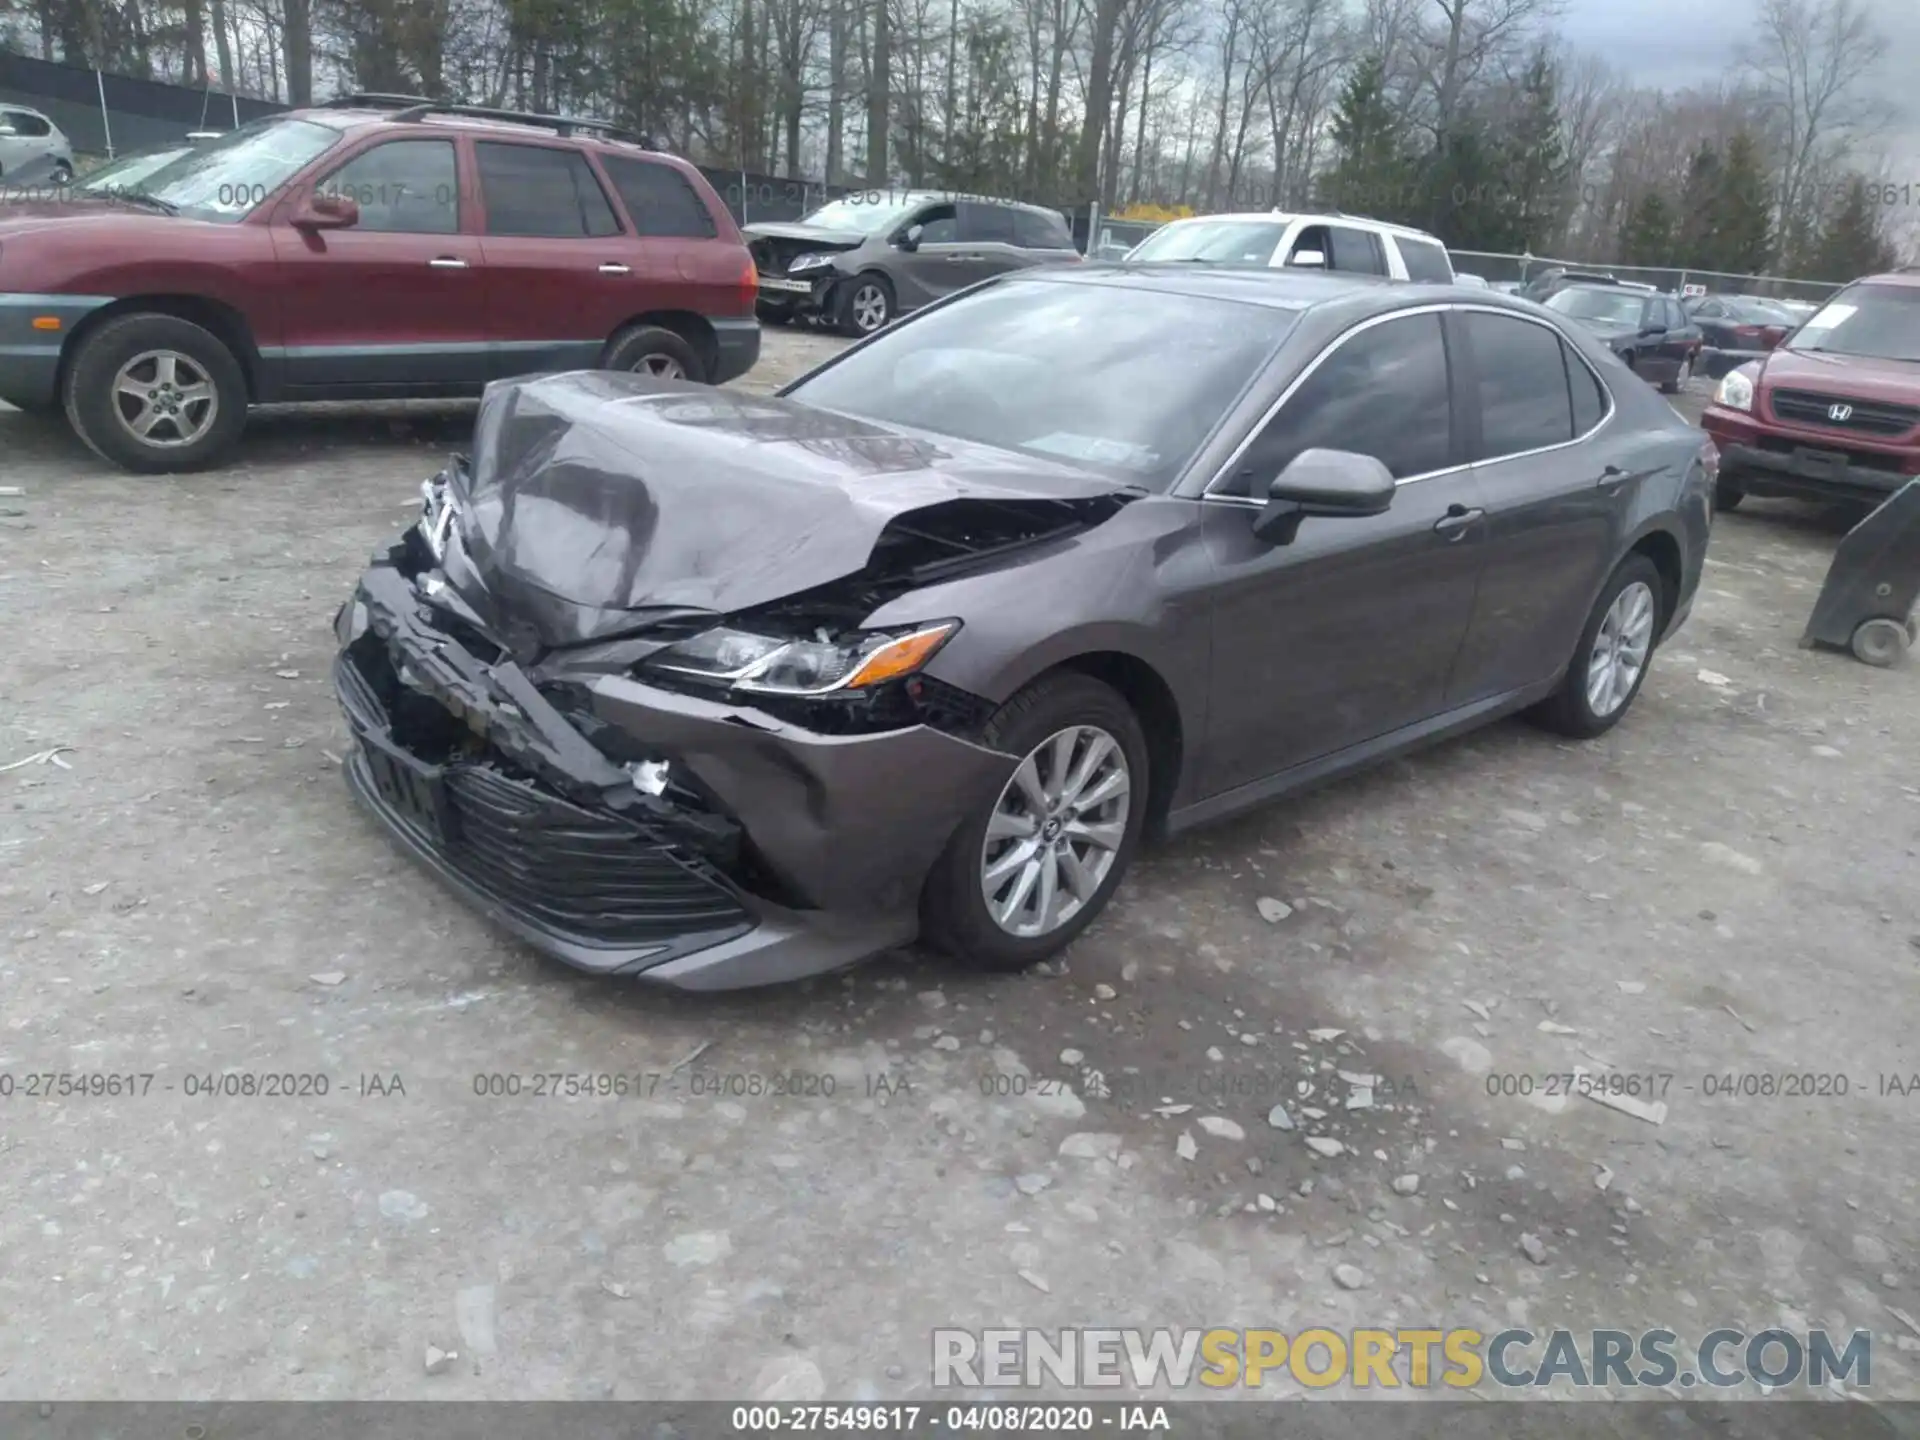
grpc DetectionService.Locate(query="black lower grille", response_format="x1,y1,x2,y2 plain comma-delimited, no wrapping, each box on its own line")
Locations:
1751,434,1909,473
1770,389,1920,437
439,766,751,945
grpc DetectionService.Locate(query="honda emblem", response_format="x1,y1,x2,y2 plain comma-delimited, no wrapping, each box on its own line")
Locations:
1829,404,1854,422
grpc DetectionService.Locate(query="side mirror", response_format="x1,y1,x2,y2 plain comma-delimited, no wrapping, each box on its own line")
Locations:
896,223,923,252
291,191,359,230
1288,248,1327,268
1251,448,1395,545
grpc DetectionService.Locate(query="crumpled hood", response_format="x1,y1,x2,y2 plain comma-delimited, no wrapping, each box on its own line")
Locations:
440,370,1135,649
741,220,867,247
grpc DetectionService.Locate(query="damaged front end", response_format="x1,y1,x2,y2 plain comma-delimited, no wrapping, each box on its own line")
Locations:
330,373,1138,988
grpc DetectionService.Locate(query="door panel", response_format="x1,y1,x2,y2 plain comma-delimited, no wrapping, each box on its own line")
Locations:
268,136,490,393
473,140,630,377
1198,310,1485,795
1198,477,1489,794
1446,313,1622,702
887,204,963,309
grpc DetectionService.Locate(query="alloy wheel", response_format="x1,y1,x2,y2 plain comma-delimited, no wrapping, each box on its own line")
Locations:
110,350,218,448
979,724,1130,938
631,353,685,379
1585,580,1656,717
851,284,888,333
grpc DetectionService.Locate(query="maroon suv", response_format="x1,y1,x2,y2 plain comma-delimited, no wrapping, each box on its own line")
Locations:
1701,270,1920,511
0,95,760,472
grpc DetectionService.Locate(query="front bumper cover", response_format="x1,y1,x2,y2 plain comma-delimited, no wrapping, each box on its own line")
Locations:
0,293,111,407
332,556,1016,989
1703,408,1919,505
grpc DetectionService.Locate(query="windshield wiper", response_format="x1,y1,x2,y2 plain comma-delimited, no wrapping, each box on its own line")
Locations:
98,189,179,215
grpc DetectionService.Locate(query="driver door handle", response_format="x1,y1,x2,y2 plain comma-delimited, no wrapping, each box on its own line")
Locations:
427,257,468,269
1433,504,1483,538
598,262,631,275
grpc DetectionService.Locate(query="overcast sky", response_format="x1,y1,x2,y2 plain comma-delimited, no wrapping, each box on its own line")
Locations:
1557,0,1919,155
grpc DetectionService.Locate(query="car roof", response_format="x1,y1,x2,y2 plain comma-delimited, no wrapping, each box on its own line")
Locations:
1022,262,1523,315
1159,210,1445,243
1860,270,1920,289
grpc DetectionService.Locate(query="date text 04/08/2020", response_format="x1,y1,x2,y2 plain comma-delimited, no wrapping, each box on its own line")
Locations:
728,1405,1169,1433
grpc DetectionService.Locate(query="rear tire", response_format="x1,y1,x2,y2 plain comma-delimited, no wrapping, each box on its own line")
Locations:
921,673,1149,972
1528,555,1665,739
63,312,247,474
600,324,706,382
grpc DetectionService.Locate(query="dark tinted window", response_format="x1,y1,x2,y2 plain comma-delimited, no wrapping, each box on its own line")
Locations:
1566,344,1608,434
5,110,52,137
958,201,1016,244
476,142,620,238
1287,225,1331,267
599,155,715,238
911,203,958,243
1397,237,1453,282
316,140,458,234
1012,207,1073,250
1328,226,1386,275
1222,313,1453,495
1466,312,1573,459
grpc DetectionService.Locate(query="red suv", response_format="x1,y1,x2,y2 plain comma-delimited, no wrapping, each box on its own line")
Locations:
1701,270,1920,511
0,95,760,472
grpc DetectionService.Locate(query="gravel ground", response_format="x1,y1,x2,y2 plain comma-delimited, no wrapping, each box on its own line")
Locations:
1,334,1917,1407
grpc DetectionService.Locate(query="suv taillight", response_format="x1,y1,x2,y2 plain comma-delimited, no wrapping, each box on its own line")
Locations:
739,253,759,304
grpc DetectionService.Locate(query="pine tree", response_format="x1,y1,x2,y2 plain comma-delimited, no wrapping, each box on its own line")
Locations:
1674,145,1721,272
1810,176,1898,280
1321,55,1414,222
1494,51,1572,252
1714,131,1774,275
1422,117,1508,249
1618,191,1675,267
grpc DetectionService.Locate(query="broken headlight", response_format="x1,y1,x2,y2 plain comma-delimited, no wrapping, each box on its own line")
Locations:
643,621,959,696
417,474,458,562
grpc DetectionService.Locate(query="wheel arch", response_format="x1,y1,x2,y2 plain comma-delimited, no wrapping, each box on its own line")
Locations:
608,311,718,377
58,294,263,402
1017,649,1186,841
1625,524,1685,635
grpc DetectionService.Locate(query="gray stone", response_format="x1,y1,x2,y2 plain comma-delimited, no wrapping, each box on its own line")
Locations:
1267,1104,1295,1131
1059,1132,1122,1161
1391,1174,1421,1196
1198,1116,1245,1141
1332,1264,1369,1290
1519,1233,1549,1265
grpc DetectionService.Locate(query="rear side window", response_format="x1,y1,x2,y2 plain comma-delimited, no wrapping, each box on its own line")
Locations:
1012,208,1073,250
599,155,716,238
315,140,458,234
3,110,51,137
958,201,1016,244
1567,343,1608,434
1397,237,1453,283
1222,312,1453,494
1465,312,1573,459
1327,226,1386,276
476,142,620,238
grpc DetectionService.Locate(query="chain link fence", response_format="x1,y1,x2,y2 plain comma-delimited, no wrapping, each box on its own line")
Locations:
1447,250,1847,304
0,51,283,160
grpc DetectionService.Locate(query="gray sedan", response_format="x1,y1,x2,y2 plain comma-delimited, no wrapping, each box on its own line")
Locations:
330,267,1713,989
0,104,73,186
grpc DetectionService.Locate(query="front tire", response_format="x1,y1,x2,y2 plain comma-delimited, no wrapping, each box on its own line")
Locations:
63,312,247,474
921,673,1149,971
835,274,894,337
1529,555,1664,739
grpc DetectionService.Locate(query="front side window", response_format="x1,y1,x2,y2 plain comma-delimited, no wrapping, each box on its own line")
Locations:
1465,312,1574,459
315,140,458,234
477,142,620,238
786,278,1297,489
1220,312,1454,495
1127,219,1288,266
7,110,52,138
912,205,959,244
114,116,343,222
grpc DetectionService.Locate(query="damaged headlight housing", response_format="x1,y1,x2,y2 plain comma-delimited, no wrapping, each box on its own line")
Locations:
645,621,960,696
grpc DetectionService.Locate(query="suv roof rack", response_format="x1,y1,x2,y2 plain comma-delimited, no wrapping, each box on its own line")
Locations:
321,92,650,147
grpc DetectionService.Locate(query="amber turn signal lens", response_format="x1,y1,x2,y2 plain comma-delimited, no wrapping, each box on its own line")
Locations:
846,623,959,688
31,316,61,331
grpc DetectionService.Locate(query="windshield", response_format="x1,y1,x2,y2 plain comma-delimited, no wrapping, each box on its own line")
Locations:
1547,287,1645,325
1128,220,1288,265
77,144,194,195
798,196,924,235
786,278,1296,488
1786,283,1920,362
121,117,341,222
